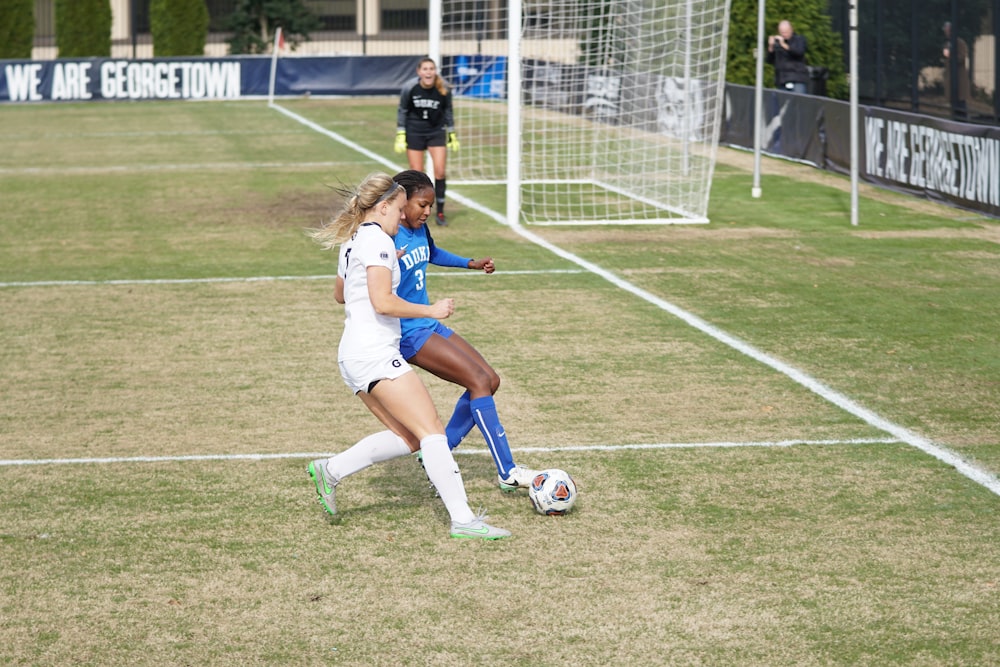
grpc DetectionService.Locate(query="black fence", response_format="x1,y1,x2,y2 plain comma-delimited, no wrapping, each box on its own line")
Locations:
828,0,999,125
723,83,1000,218
27,0,1000,126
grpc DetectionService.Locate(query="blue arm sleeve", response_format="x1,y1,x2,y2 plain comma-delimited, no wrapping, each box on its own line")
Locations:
427,228,471,268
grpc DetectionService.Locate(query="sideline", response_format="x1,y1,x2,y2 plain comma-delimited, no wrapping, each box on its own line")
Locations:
268,101,1000,498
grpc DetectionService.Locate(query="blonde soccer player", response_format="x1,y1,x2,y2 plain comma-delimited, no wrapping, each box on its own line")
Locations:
307,172,509,540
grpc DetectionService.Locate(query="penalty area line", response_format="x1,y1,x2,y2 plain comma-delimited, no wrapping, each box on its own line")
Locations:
0,269,583,289
0,438,899,467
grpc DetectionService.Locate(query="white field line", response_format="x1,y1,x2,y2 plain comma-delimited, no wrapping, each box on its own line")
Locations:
0,161,359,176
0,269,583,289
4,105,995,496
269,102,1000,498
269,101,404,170
0,438,900,467
2,129,310,139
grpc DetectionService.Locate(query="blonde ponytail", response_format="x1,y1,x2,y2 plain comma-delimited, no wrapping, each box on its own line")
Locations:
308,172,399,250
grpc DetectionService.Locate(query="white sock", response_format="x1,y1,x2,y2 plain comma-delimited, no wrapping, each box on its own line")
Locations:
325,430,411,482
420,434,475,524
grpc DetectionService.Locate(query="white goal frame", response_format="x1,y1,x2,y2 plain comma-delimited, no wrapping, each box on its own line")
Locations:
434,0,733,226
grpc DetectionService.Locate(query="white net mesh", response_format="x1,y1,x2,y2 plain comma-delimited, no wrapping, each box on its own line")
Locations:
440,0,732,224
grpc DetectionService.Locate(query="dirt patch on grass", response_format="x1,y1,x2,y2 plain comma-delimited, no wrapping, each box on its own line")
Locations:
220,188,336,230
717,146,1000,244
851,225,1000,245
540,147,998,247
540,225,798,246
718,147,981,217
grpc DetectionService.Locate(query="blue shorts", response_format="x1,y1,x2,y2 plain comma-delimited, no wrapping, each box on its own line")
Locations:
400,321,453,360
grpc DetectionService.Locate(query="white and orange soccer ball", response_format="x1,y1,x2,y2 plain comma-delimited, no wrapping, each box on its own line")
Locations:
528,469,577,516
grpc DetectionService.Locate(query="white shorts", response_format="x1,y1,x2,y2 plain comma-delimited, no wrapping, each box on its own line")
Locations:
339,352,412,394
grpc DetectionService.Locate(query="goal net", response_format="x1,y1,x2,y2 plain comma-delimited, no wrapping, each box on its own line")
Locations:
438,0,732,225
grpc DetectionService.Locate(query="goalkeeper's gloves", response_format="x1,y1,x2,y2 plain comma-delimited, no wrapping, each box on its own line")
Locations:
447,131,461,152
394,130,407,154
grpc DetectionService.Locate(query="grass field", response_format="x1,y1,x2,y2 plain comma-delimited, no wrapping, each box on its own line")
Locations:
1,99,998,666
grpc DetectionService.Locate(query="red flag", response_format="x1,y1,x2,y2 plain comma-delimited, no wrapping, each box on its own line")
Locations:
276,28,286,53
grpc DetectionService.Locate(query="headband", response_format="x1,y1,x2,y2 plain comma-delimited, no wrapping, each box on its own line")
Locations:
374,181,403,206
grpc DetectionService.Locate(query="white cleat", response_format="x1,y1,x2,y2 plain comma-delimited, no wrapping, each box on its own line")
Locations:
498,465,538,493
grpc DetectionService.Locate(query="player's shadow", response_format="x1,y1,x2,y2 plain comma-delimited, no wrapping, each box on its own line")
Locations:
307,452,510,527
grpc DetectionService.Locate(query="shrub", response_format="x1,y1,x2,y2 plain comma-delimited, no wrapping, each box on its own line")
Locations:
227,0,321,55
727,0,847,99
151,0,210,57
0,0,34,59
56,0,112,58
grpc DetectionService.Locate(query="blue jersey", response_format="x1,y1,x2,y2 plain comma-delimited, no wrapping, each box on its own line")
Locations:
394,224,470,338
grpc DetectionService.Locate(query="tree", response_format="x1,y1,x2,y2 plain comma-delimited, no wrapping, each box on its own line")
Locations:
727,0,847,99
227,0,321,55
0,0,34,59
56,0,112,58
151,0,210,57
578,0,616,67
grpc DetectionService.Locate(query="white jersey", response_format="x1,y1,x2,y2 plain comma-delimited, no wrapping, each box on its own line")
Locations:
337,223,401,361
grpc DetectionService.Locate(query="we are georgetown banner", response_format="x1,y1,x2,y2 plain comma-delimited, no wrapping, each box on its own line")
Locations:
722,84,1000,218
0,55,419,102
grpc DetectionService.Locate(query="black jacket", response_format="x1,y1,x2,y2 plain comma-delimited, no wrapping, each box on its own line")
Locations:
396,80,454,135
766,34,809,87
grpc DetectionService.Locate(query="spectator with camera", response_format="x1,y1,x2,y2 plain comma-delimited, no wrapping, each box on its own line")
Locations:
767,20,809,94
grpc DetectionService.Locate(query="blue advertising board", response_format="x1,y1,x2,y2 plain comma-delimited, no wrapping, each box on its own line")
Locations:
1,55,421,103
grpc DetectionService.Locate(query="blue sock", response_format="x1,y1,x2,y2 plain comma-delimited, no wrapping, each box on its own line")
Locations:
445,391,475,450
470,395,516,477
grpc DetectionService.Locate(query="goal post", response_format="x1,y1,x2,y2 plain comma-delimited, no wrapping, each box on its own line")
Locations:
438,0,732,225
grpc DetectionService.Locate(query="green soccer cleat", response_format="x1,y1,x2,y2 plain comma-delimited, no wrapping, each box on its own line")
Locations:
450,511,512,540
450,519,512,540
307,459,338,517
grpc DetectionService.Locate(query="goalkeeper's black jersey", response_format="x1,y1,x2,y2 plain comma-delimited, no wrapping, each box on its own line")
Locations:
396,80,454,135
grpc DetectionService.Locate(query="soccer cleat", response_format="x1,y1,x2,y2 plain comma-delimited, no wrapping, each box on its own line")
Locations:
450,514,512,540
497,465,538,493
307,459,338,516
415,450,439,496
436,211,447,226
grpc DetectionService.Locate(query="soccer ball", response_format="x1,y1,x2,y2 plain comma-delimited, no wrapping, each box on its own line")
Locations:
528,469,577,516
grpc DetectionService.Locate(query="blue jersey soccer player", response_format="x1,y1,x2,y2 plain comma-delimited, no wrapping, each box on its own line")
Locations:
391,169,537,491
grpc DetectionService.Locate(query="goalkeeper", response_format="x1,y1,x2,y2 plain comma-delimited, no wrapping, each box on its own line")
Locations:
395,57,459,226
